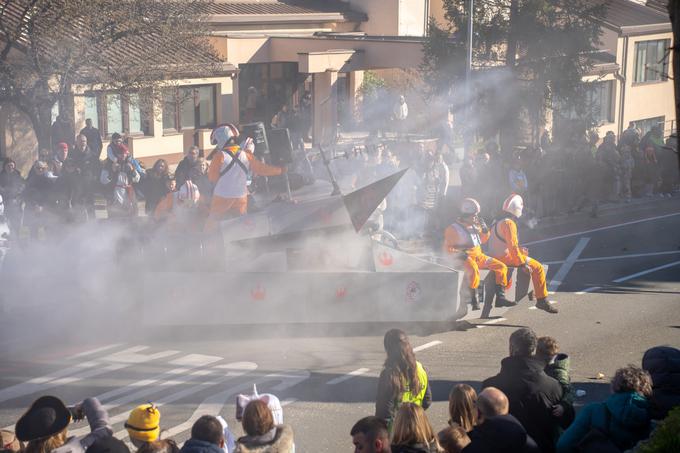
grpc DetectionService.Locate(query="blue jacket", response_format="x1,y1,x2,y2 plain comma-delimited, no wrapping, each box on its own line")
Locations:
181,439,225,453
556,391,651,453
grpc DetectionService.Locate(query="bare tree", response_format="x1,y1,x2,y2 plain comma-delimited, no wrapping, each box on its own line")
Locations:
0,0,226,149
669,0,680,174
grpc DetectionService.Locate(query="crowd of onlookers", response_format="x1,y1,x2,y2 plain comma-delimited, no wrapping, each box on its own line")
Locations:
459,124,679,221
2,328,678,453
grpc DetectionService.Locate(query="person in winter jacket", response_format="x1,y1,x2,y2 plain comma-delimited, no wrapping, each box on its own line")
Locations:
125,403,161,450
536,337,576,433
181,416,234,453
15,395,112,453
462,387,540,453
642,346,680,420
487,194,558,313
204,124,285,232
376,329,432,430
0,158,24,229
140,159,171,214
100,144,140,217
175,146,201,189
482,328,563,453
597,131,621,201
448,384,477,432
235,400,294,453
390,403,441,453
556,365,653,453
444,198,512,311
437,425,470,453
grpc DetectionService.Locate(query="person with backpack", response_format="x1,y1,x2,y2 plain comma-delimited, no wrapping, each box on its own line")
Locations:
556,365,653,453
204,124,285,232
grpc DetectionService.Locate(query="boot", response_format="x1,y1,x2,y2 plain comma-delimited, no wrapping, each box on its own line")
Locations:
536,298,559,314
495,287,517,308
470,288,480,311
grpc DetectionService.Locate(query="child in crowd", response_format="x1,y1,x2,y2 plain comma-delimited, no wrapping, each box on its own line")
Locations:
536,336,575,428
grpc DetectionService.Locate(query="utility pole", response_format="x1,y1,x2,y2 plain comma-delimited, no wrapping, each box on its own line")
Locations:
464,0,474,154
669,1,680,175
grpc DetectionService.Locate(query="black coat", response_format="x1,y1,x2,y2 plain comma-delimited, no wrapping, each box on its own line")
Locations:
483,356,563,453
462,414,540,453
391,442,440,453
642,346,680,419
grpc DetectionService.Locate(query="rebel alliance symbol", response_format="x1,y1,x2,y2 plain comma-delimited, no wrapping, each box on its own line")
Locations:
336,286,347,299
243,218,256,229
250,283,266,301
405,281,422,303
378,251,393,266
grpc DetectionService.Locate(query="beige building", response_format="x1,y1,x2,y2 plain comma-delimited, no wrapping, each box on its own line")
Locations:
1,0,675,169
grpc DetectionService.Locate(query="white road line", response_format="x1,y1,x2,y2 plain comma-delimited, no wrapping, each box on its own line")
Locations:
576,286,601,295
169,354,223,367
477,317,507,328
281,398,298,407
548,237,591,292
613,260,680,283
103,346,180,364
68,344,124,360
270,370,312,392
93,362,259,438
413,341,442,352
326,368,370,385
525,212,680,246
130,368,308,442
544,250,680,266
0,362,128,404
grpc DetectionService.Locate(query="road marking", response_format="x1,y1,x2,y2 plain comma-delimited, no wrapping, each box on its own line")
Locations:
103,346,180,363
131,368,308,442
327,368,370,385
67,344,124,360
548,237,590,292
270,370,312,392
613,260,680,283
477,317,507,328
281,398,298,407
0,362,129,404
413,341,442,352
169,354,223,367
525,212,680,246
544,250,680,265
99,362,259,439
576,287,601,295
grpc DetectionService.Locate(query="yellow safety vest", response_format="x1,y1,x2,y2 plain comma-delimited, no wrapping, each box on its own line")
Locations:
400,361,428,406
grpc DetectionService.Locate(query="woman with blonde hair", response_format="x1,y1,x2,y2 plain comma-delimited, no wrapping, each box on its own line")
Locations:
448,384,477,432
376,329,432,428
15,395,111,453
390,403,441,453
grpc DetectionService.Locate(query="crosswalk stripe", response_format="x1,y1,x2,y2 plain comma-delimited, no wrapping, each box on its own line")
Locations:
152,369,310,443
102,346,180,364
67,344,125,360
0,362,127,405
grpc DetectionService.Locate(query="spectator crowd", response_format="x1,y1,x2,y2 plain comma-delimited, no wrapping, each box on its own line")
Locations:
2,328,678,453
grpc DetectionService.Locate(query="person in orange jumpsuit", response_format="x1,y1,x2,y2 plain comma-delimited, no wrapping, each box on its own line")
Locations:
204,124,285,232
444,198,514,311
487,194,558,313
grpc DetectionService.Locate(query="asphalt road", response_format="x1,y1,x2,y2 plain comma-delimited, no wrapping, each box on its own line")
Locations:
1,197,679,452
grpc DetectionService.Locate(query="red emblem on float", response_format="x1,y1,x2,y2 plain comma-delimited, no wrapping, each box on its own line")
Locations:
243,218,256,229
336,286,347,299
405,281,422,303
250,284,266,301
318,209,333,225
379,251,393,266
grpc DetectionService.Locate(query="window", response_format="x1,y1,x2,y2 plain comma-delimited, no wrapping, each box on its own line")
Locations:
80,92,150,137
84,95,98,126
634,39,670,83
632,116,665,137
586,81,614,124
162,85,216,132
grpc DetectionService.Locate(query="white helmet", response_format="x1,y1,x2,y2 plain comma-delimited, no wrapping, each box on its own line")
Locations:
210,123,240,150
177,180,200,205
503,194,524,218
460,198,481,216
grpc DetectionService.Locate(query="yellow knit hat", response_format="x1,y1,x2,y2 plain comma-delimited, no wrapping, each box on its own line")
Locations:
125,404,160,442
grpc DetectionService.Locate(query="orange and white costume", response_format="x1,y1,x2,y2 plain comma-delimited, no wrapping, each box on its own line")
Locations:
444,199,508,290
488,194,548,300
204,124,284,232
154,180,201,230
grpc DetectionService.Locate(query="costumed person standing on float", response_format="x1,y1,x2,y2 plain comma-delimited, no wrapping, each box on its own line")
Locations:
487,194,559,313
204,123,285,232
444,198,513,311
